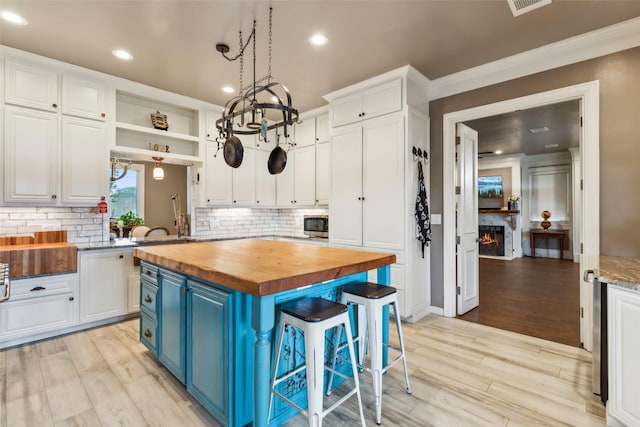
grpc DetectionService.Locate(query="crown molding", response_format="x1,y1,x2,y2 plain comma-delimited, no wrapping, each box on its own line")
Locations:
429,17,640,100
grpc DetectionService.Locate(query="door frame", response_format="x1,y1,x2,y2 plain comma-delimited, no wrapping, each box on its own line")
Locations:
442,81,599,350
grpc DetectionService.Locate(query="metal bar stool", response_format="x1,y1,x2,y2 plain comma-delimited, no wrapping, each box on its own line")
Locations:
328,282,411,425
268,297,366,427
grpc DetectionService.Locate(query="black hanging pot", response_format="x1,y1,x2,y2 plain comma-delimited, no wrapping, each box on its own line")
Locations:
223,135,244,168
268,145,287,175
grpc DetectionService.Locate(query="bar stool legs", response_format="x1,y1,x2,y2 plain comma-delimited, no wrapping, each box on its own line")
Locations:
268,297,366,427
330,282,412,425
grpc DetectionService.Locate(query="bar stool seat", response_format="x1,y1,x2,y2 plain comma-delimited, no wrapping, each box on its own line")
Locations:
269,297,366,426
329,282,412,425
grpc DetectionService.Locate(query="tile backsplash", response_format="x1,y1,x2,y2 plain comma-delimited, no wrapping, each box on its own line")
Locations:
0,206,328,243
194,207,329,239
0,207,109,244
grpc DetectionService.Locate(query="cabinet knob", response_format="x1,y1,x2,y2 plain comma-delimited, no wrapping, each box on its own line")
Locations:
145,270,152,276
144,295,152,303
144,329,152,338
207,199,211,203
256,200,260,204
101,112,106,118
51,194,57,199
52,103,58,108
361,196,365,201
233,200,237,203
30,286,46,292
357,197,361,201
119,254,124,259
69,296,74,301
207,133,210,138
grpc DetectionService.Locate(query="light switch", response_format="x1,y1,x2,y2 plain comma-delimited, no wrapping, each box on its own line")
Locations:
431,214,442,224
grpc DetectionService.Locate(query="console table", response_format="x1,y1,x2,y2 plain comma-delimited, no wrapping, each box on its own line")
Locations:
530,230,565,259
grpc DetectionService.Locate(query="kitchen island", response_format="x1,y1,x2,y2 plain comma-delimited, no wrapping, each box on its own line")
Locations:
132,239,395,427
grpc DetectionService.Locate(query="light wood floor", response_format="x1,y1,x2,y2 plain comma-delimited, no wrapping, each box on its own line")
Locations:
0,315,605,426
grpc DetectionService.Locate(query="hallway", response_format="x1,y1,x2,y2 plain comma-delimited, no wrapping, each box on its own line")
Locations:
459,257,581,347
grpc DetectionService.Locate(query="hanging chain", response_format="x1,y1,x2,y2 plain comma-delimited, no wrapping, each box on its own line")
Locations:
238,30,244,95
267,6,272,82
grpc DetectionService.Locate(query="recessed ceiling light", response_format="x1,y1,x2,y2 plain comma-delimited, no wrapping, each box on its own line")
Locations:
309,33,328,46
112,49,133,61
222,86,235,94
544,144,559,149
1,10,28,25
530,126,549,133
494,150,503,155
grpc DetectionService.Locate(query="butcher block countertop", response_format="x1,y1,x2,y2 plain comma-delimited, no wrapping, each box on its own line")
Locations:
0,231,77,278
133,239,396,296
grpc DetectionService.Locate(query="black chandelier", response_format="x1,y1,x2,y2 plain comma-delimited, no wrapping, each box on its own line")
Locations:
214,7,298,174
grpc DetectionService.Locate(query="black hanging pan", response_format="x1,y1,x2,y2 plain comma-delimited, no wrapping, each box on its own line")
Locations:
268,132,287,175
223,135,244,168
268,145,287,175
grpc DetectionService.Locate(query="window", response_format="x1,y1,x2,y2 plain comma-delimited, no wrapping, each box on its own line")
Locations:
110,163,145,219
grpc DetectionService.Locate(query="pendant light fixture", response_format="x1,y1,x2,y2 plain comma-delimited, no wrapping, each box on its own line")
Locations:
214,6,299,173
152,156,165,180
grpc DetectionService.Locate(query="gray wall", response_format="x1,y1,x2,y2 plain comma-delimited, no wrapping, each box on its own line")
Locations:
429,46,640,308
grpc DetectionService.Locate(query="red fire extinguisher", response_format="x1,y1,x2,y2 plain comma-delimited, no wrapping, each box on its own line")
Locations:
98,197,108,214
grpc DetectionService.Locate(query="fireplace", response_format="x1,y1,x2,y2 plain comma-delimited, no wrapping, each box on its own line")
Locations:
478,225,505,256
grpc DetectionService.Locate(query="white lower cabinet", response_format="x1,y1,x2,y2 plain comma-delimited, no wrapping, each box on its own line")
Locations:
0,274,78,347
607,285,640,426
79,249,133,323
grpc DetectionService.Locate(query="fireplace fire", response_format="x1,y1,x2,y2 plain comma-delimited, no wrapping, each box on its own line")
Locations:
478,225,505,256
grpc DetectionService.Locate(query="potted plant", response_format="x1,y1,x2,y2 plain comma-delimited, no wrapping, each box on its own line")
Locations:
110,211,144,237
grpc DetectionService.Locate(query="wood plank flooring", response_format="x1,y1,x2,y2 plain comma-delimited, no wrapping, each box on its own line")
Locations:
459,257,581,347
0,315,604,426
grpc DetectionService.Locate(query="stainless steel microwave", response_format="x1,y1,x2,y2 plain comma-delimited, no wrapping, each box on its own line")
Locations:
303,215,328,238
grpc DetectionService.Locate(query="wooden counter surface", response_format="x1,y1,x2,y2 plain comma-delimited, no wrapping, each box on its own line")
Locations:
133,239,396,296
0,242,78,278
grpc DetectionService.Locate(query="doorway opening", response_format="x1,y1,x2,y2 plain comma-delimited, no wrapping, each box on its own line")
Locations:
442,81,600,351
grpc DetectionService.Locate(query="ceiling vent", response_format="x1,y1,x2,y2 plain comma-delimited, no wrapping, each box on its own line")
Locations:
507,0,552,17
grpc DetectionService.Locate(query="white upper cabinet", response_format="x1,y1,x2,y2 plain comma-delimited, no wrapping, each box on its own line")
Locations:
61,117,107,204
4,106,59,203
294,118,316,147
62,75,106,121
255,149,276,207
315,142,330,205
4,60,59,112
294,145,316,206
316,113,330,143
276,150,296,207
205,141,233,206
330,79,402,127
232,147,256,206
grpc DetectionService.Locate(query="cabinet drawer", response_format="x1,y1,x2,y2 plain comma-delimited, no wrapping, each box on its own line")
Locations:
140,279,158,316
0,292,76,340
140,262,159,285
140,314,157,353
10,274,76,300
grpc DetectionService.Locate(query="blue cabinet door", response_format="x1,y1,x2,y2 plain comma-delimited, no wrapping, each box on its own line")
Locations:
186,279,232,426
158,269,186,382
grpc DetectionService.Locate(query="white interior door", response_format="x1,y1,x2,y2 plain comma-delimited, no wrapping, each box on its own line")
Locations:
457,123,480,315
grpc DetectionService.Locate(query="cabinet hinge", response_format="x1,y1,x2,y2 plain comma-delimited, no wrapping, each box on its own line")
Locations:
580,179,583,191
457,286,461,295
455,136,461,146
456,236,461,245
580,307,584,318
455,186,461,195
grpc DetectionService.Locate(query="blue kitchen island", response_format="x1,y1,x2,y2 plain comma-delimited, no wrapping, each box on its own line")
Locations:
132,239,395,427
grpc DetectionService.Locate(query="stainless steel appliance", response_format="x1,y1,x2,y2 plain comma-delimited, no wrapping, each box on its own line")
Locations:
590,271,608,403
303,215,328,238
0,263,10,303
